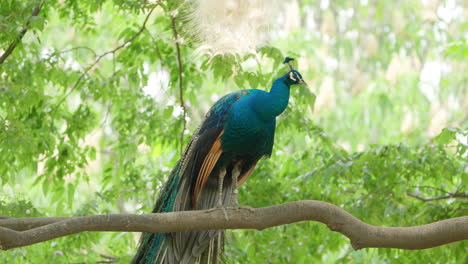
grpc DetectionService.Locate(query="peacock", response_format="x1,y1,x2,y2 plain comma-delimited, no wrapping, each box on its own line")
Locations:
132,58,306,264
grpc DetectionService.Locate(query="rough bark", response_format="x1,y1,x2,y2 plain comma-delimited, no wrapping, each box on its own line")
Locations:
0,200,466,251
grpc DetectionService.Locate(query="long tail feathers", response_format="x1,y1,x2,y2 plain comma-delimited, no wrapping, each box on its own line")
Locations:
132,160,233,264
131,163,181,264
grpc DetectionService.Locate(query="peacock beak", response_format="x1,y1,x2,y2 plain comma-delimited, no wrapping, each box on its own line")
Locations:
299,79,308,86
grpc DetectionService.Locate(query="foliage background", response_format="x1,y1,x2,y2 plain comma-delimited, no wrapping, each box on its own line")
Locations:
0,0,467,263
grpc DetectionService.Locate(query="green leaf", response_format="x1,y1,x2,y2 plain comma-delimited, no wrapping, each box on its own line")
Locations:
1,1,466,262
30,16,45,31
434,128,457,145
445,40,468,59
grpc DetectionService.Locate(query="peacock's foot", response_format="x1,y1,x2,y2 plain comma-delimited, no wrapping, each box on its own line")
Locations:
205,205,229,220
228,195,254,212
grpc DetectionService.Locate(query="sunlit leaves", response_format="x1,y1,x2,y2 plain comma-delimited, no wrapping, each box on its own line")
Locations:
0,0,466,263
434,128,458,145
445,40,468,59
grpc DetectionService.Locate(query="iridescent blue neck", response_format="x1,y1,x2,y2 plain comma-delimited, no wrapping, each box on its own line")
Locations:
252,76,290,120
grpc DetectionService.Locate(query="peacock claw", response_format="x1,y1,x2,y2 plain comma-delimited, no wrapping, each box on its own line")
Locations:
206,206,229,220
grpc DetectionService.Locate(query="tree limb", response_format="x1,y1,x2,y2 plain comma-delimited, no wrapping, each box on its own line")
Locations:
170,15,187,155
0,200,466,251
0,2,43,64
50,4,158,114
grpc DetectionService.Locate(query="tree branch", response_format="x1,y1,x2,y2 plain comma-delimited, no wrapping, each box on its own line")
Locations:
97,253,120,263
0,2,43,64
411,185,455,194
170,15,187,155
51,4,158,114
407,192,468,202
0,200,466,251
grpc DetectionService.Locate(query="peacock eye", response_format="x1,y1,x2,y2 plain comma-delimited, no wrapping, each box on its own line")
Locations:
289,72,297,81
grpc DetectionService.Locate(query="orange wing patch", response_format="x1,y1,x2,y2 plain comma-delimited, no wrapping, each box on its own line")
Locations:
192,131,224,208
237,162,257,186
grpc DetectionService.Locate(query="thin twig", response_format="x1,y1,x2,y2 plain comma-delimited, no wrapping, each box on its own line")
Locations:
407,192,467,202
170,15,186,155
99,253,119,260
55,46,98,57
50,5,157,114
144,28,164,61
410,185,456,195
0,2,43,64
96,260,119,264
96,253,120,263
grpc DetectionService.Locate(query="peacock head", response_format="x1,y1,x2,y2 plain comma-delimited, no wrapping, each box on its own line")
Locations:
283,57,307,86
284,70,306,86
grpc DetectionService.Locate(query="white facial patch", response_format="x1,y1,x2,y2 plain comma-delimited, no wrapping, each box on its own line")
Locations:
289,72,297,81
